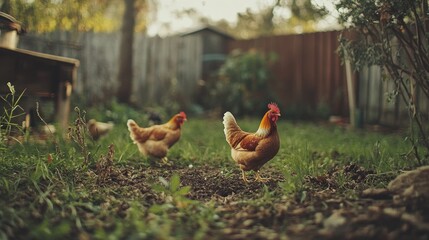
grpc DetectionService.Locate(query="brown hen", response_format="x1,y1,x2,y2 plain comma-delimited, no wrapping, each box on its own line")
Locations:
127,112,187,163
223,103,281,182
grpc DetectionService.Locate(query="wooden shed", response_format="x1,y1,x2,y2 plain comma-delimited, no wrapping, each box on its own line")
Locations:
181,25,234,82
0,46,80,130
180,25,234,107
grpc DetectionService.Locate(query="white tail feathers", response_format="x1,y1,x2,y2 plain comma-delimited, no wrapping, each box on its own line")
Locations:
127,119,137,128
127,119,136,129
223,112,234,134
223,112,241,145
127,119,138,141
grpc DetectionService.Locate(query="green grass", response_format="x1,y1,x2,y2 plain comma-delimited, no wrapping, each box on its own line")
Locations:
0,104,416,239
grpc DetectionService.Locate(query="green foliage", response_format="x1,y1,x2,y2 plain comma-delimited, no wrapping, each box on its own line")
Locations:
275,122,410,194
208,49,278,116
0,89,417,239
0,82,25,149
169,118,230,168
336,0,429,164
29,218,71,240
288,0,328,22
151,174,196,210
67,107,93,166
210,0,329,38
93,175,221,239
1,0,121,32
0,206,24,238
2,0,153,33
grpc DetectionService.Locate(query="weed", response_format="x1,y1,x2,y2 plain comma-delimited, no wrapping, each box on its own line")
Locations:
151,174,197,209
68,107,92,166
0,82,25,148
95,144,115,184
36,102,60,155
31,157,53,182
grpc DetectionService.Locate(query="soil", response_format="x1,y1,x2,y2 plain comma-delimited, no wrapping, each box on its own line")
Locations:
89,162,429,240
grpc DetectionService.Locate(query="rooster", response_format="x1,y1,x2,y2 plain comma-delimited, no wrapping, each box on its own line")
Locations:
127,112,187,163
223,103,281,182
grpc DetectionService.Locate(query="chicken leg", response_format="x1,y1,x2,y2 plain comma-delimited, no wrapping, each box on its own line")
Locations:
241,169,250,183
254,171,270,182
161,157,172,166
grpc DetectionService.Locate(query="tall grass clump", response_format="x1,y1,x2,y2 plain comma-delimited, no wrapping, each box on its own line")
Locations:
0,82,25,150
67,107,93,166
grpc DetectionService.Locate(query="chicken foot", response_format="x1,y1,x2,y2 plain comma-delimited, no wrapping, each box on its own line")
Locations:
241,169,250,183
161,157,172,166
254,171,270,182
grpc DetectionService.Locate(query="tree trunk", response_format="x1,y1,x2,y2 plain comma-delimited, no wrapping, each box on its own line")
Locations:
116,0,135,104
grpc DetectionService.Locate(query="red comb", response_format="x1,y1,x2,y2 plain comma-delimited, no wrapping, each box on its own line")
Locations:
179,111,187,119
268,102,280,113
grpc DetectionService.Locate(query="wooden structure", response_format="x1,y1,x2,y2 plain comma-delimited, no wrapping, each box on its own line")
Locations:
0,46,80,129
0,12,25,49
228,31,349,118
19,28,425,127
181,26,234,106
181,25,234,82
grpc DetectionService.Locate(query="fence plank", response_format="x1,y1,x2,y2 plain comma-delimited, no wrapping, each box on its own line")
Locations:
17,30,426,126
228,31,349,117
18,32,202,108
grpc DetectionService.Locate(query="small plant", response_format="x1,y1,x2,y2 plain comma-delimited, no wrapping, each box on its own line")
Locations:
151,174,196,210
0,82,25,148
67,107,92,166
95,144,116,184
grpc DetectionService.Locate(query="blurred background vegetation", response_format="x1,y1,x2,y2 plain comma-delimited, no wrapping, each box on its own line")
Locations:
0,0,332,36
0,0,335,118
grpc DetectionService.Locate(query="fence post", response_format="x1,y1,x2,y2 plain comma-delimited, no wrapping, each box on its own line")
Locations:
345,51,357,129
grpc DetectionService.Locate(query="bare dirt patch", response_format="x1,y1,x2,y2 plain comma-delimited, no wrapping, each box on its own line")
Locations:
89,162,429,239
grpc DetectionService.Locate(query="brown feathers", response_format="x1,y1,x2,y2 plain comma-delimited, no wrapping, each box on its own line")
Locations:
127,112,187,160
87,119,114,140
223,103,281,182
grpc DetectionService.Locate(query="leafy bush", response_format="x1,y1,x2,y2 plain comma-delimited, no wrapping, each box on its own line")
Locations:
336,0,429,164
207,49,278,116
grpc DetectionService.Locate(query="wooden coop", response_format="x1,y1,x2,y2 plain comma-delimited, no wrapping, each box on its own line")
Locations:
0,12,79,130
181,25,234,81
0,47,79,130
180,25,234,107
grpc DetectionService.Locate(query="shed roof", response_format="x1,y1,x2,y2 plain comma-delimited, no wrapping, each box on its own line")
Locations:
0,46,79,67
0,11,25,34
180,25,234,40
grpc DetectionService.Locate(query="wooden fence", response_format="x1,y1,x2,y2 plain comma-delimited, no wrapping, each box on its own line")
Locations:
228,31,429,126
227,31,350,118
359,66,429,126
18,32,202,106
16,30,428,126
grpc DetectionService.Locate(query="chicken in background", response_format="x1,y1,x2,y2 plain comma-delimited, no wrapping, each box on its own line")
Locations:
127,111,187,163
223,103,281,183
87,119,114,140
147,111,162,125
